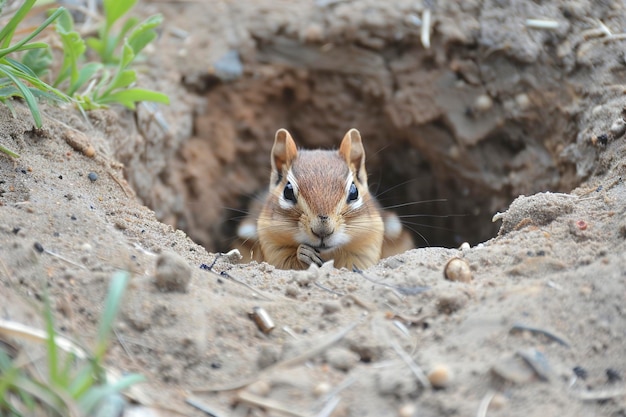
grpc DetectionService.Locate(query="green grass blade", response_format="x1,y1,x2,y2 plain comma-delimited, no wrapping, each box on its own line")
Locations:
67,361,97,398
78,373,144,414
42,292,59,385
21,47,52,77
0,143,20,158
0,7,65,57
94,271,129,360
0,64,42,127
0,0,36,48
99,88,169,109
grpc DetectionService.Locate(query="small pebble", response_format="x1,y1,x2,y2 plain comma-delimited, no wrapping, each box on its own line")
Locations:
285,284,300,298
515,93,531,110
87,172,98,182
33,242,44,253
313,382,332,397
428,364,452,389
444,257,472,282
154,252,192,292
606,368,622,383
325,347,359,372
398,403,416,417
247,380,271,396
436,290,468,314
474,94,493,113
489,393,508,410
573,366,588,380
256,345,280,369
84,146,95,158
610,118,626,139
321,301,341,315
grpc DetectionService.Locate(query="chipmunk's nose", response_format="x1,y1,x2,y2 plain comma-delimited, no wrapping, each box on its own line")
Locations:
311,215,333,239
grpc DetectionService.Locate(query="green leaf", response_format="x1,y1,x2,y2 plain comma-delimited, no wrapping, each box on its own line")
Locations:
0,64,41,127
127,14,162,56
107,69,136,92
0,0,36,48
78,374,144,414
94,272,129,360
21,47,52,77
55,6,74,32
0,7,65,57
118,17,139,45
55,28,86,87
68,62,101,96
99,88,169,109
0,143,19,158
86,37,104,56
120,42,135,69
103,0,137,31
6,57,38,78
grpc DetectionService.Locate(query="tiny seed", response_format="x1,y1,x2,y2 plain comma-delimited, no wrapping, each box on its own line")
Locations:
428,364,452,388
87,172,98,182
444,257,472,282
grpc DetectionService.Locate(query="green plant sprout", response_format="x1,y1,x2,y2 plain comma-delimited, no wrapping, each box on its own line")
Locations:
0,271,143,416
0,0,169,157
55,1,169,110
0,0,70,128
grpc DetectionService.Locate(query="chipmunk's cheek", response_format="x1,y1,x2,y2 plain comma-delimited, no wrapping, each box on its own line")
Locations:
326,231,350,248
295,229,311,245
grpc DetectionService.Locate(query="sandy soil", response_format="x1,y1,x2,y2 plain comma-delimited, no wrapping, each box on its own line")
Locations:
1,1,626,416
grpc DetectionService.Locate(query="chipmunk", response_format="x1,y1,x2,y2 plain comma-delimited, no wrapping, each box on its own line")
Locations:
236,128,412,270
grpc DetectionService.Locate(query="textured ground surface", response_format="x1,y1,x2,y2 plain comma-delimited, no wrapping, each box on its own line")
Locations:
1,1,626,416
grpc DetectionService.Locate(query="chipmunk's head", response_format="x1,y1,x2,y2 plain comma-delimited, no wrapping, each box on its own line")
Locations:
265,128,378,252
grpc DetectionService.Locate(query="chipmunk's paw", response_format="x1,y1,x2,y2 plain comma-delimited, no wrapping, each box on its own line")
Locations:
297,244,323,267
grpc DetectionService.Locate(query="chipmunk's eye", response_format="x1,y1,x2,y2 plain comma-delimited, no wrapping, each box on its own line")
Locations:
283,181,297,203
347,182,358,202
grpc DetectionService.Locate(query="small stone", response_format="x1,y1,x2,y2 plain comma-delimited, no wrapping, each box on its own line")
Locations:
285,284,300,298
398,403,416,417
33,242,44,253
257,345,280,369
474,94,493,113
428,364,452,388
313,382,332,397
154,252,192,293
515,93,531,110
491,355,536,384
325,347,359,372
610,118,626,139
84,146,95,158
247,380,271,396
444,257,472,282
436,290,468,314
489,392,508,410
87,172,98,182
321,301,341,315
376,367,418,396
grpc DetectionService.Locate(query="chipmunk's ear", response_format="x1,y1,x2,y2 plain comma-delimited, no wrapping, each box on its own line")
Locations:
339,128,367,183
271,129,298,178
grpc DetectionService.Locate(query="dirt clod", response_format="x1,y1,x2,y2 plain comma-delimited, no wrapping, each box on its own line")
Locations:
154,251,192,292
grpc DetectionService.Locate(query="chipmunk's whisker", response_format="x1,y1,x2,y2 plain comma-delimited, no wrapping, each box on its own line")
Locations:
399,221,456,232
382,199,448,210
396,213,466,219
399,223,431,246
374,178,424,198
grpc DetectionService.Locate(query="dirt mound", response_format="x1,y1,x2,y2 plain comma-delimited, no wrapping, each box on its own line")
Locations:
1,1,626,416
